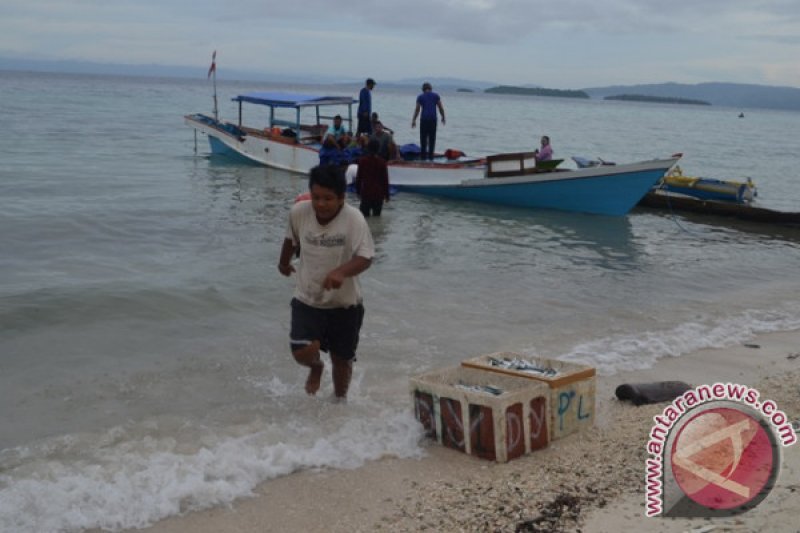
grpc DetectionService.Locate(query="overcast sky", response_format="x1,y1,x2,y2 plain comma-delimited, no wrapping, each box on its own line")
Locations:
2,0,799,88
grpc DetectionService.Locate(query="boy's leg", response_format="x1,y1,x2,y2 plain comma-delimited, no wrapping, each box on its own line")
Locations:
327,303,364,400
292,341,324,395
330,353,352,399
290,298,325,395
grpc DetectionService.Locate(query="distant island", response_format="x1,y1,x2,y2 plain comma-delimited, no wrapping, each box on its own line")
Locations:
4,56,800,111
456,88,474,93
604,94,711,106
485,85,590,99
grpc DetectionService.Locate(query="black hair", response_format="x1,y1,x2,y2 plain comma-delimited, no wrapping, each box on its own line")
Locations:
308,164,347,197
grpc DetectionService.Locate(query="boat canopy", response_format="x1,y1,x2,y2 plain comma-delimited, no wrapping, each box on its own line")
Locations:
230,92,356,136
232,92,356,108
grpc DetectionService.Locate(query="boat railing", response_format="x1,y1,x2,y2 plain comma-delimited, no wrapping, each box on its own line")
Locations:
486,152,563,177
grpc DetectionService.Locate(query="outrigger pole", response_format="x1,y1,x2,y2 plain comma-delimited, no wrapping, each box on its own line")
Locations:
208,50,218,121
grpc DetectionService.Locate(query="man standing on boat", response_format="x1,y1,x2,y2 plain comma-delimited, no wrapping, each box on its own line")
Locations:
357,78,376,136
411,82,446,160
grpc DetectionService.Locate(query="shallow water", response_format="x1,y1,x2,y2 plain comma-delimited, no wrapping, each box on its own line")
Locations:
1,70,800,532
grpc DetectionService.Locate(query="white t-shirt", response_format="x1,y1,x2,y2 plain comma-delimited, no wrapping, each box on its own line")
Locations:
286,202,375,308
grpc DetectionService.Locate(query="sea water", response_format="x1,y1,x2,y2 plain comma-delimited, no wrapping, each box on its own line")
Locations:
2,70,800,532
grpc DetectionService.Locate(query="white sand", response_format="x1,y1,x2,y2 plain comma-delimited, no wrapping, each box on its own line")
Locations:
133,330,800,533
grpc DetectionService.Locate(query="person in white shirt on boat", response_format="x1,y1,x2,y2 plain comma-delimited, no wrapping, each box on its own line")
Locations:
534,135,553,162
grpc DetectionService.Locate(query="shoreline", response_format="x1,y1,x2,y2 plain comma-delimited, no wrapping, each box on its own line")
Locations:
132,329,800,533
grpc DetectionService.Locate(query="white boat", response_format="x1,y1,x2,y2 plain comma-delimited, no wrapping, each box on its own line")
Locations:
185,92,357,172
186,92,680,216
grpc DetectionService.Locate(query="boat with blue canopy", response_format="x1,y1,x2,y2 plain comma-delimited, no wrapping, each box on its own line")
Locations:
186,92,357,171
185,91,680,216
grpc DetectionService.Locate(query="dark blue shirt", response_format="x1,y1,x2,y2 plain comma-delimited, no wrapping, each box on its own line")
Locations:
416,91,440,120
358,87,371,115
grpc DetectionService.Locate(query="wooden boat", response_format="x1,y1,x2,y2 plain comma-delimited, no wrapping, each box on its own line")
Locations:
391,152,680,216
638,192,800,226
185,92,358,171
657,166,756,204
633,165,800,226
185,92,680,216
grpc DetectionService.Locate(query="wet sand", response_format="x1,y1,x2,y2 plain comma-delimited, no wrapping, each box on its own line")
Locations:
134,329,800,533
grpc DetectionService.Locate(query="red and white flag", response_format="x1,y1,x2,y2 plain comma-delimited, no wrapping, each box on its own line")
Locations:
207,50,216,78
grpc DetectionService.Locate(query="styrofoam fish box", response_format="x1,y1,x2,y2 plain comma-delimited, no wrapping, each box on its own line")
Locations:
461,352,596,441
410,366,549,462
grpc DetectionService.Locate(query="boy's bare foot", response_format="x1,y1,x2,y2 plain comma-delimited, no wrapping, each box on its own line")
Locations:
305,362,324,395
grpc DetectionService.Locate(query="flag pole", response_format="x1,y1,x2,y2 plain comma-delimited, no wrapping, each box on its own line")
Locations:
208,50,218,121
213,70,218,121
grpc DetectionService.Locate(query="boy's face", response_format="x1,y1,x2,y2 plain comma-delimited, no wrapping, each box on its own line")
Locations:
310,184,344,224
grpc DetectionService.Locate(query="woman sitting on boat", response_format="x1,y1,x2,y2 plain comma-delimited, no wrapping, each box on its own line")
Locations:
534,135,553,162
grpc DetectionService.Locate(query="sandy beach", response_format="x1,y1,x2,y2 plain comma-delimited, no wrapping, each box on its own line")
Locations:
132,330,800,533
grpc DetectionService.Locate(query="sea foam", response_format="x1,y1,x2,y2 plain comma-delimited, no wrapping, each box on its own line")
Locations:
546,304,800,374
0,409,424,532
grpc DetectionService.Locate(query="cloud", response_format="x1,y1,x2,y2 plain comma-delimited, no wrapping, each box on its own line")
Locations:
1,0,799,88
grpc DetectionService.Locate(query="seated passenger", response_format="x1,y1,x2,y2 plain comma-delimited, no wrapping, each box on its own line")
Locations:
371,112,394,135
369,121,400,161
330,115,347,141
534,135,553,162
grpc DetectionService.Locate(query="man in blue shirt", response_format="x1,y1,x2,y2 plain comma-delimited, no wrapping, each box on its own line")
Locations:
411,82,446,160
357,78,376,136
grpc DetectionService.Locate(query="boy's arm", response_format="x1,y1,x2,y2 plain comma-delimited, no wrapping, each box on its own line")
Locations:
322,256,372,290
278,238,296,276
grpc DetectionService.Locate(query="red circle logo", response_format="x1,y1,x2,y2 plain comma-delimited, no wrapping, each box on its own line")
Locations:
671,407,774,510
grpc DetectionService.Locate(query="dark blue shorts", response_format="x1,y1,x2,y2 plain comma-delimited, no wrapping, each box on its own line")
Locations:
289,298,364,360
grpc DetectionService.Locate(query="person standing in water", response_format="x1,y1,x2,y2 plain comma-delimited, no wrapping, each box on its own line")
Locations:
278,165,375,400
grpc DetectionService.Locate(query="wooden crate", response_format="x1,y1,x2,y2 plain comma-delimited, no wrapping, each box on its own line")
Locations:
410,366,549,462
462,352,596,441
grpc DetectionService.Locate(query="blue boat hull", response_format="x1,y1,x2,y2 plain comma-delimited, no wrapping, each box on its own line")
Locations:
397,164,672,216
